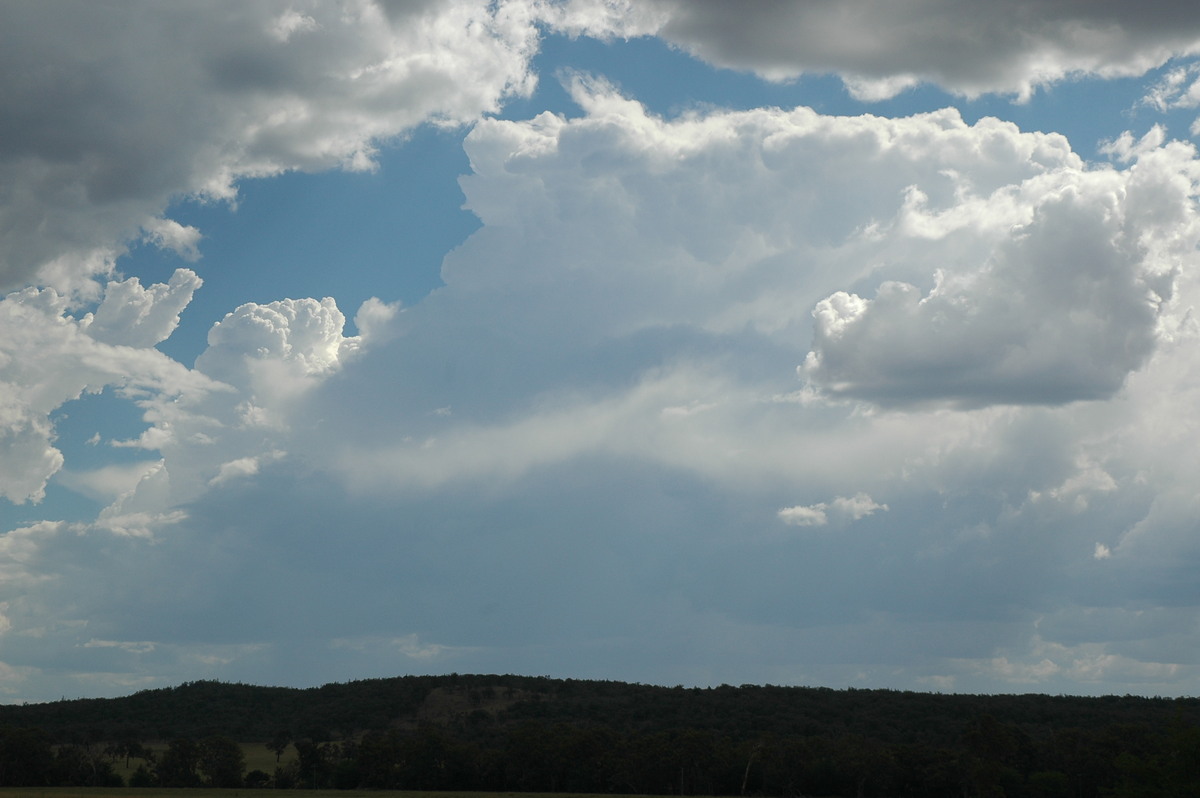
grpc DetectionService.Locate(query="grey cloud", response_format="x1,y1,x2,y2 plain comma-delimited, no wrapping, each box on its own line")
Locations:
0,0,540,292
599,0,1200,99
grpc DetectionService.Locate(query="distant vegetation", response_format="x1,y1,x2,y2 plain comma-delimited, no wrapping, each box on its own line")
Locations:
2,674,1199,796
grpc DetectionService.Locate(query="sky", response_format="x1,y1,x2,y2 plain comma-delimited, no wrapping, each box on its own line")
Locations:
4,1,1200,704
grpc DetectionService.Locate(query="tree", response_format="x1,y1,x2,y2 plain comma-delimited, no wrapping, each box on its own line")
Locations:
294,738,331,789
0,727,55,786
156,737,201,787
129,764,155,788
198,735,246,788
267,729,291,763
55,743,123,787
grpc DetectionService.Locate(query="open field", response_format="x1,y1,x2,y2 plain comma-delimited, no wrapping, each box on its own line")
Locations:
101,741,291,784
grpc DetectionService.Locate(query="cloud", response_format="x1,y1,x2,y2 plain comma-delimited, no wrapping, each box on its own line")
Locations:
140,218,203,262
258,85,1200,695
313,80,1198,496
779,493,887,527
1143,63,1200,110
208,451,285,487
9,57,1200,699
0,0,542,293
829,493,889,521
55,461,162,504
551,0,1200,100
80,269,202,348
777,504,828,527
802,139,1199,408
0,272,220,504
196,297,359,385
93,293,372,521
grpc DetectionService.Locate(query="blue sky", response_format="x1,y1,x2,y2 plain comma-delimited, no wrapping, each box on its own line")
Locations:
4,1,1200,703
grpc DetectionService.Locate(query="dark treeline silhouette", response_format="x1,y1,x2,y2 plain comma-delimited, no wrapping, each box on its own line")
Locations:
2,674,1199,796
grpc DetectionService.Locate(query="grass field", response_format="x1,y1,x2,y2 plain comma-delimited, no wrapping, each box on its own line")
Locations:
103,741,290,783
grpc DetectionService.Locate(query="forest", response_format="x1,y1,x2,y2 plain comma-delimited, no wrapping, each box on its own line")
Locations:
2,674,1199,797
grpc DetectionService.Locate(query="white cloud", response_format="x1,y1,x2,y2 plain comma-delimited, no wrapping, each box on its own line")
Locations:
802,139,1200,408
1143,63,1200,110
208,451,286,487
55,460,162,504
197,297,358,386
0,274,220,504
208,457,263,487
778,504,828,527
84,293,369,522
140,218,203,262
80,269,202,348
312,82,1197,498
828,493,888,521
552,0,1200,100
779,493,887,527
352,297,403,345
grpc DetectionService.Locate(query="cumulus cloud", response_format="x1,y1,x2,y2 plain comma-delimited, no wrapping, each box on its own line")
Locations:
323,80,1200,493
197,297,359,386
551,0,1200,100
80,269,202,347
802,138,1200,407
90,291,378,524
0,272,219,504
0,0,542,293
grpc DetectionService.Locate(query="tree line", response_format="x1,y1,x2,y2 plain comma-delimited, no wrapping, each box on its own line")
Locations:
2,674,1199,796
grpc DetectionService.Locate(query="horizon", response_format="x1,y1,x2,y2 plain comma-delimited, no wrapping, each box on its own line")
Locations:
14,671,1200,708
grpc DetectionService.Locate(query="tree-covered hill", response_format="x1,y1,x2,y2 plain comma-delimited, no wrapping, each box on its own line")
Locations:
3,673,1197,745
2,674,1199,795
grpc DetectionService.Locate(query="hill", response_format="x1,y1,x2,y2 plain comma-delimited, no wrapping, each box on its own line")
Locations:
2,674,1199,795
